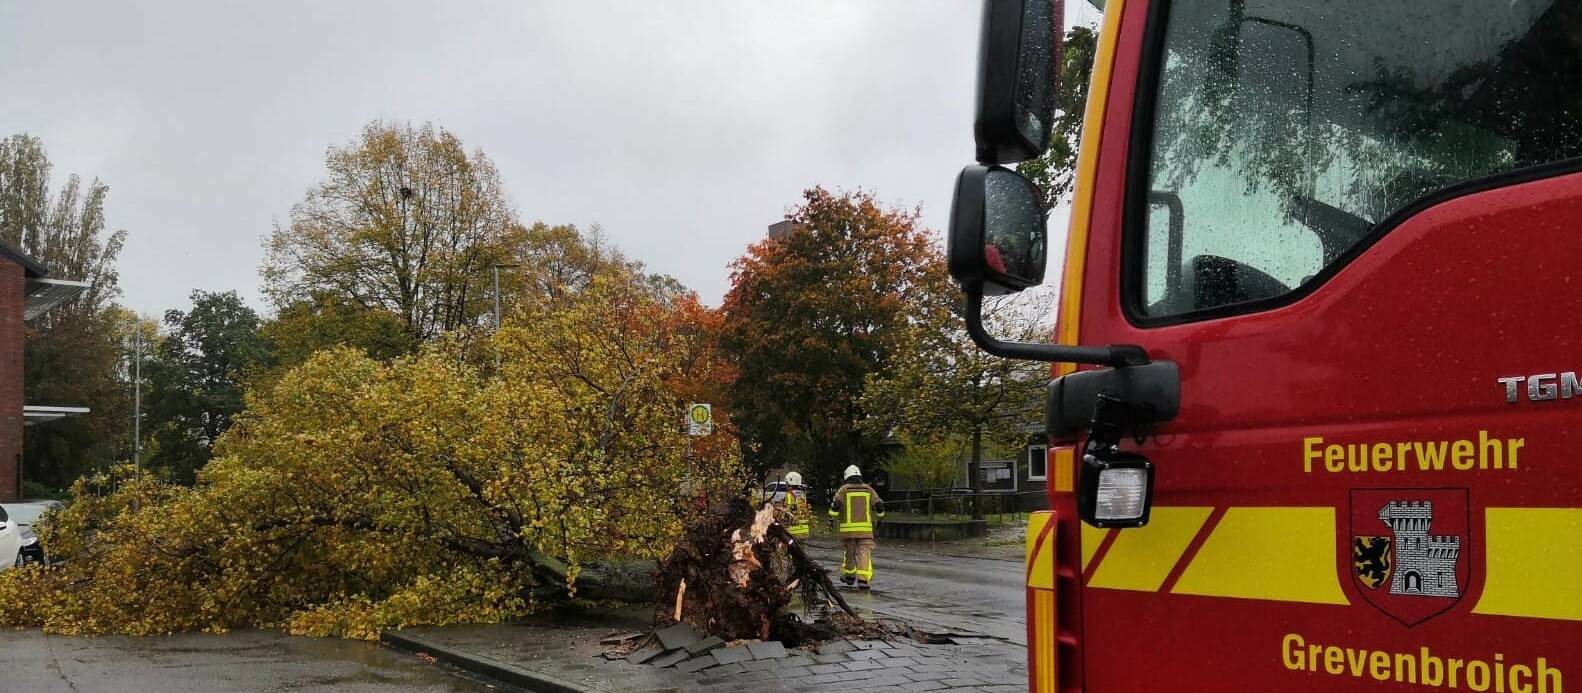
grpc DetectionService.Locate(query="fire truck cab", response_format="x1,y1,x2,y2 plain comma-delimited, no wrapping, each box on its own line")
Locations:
948,0,1582,690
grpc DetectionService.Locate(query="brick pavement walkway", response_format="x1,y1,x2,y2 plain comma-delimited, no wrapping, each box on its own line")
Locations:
392,622,1027,693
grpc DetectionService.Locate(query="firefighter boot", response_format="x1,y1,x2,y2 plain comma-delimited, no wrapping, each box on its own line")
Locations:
857,580,871,590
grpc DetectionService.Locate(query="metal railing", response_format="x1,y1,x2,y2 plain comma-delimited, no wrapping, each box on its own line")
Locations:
882,488,1050,522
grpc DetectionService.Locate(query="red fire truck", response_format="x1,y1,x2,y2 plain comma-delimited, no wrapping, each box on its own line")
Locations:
949,0,1582,690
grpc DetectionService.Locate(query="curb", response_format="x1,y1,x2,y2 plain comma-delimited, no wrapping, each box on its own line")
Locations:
380,630,598,693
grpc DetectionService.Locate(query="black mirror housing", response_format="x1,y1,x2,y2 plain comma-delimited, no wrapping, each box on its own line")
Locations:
974,0,1063,164
948,164,1048,296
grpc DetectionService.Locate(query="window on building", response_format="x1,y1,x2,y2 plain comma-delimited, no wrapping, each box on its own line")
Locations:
1027,445,1048,481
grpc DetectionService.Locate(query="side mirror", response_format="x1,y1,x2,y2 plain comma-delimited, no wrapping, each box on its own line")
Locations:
974,0,1063,164
947,164,1149,367
947,164,1048,296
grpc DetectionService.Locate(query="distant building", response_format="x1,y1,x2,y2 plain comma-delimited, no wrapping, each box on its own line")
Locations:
766,220,806,241
0,242,88,501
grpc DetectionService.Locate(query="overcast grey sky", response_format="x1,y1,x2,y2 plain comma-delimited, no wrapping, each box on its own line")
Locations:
0,1,1100,317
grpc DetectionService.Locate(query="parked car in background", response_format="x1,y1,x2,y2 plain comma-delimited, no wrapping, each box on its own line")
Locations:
0,504,18,570
2,500,60,566
755,481,789,506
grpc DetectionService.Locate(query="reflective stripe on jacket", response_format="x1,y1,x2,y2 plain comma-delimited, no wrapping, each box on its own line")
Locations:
829,482,885,538
785,490,811,537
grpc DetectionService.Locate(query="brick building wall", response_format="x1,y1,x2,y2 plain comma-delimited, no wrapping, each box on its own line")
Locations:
0,260,21,502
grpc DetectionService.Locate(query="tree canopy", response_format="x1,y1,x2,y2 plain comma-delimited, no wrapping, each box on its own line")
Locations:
0,267,742,639
263,120,517,343
720,187,951,488
145,290,273,483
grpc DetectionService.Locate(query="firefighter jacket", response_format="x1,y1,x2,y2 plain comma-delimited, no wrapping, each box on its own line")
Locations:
782,489,811,538
828,482,885,539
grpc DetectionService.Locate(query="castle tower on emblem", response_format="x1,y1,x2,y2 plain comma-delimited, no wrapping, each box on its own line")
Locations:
1378,501,1460,598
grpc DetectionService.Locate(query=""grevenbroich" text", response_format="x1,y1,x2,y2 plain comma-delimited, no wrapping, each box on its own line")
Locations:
1283,633,1560,691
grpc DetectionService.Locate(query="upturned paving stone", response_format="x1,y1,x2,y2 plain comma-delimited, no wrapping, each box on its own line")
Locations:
710,643,755,666
815,639,856,655
654,623,702,651
648,649,691,668
685,635,725,655
674,654,718,673
746,640,787,660
625,643,665,664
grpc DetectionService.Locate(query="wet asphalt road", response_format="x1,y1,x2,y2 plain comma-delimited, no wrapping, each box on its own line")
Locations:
0,629,505,693
805,541,1026,644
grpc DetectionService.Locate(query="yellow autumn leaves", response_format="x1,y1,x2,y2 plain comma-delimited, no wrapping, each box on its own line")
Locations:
0,273,742,638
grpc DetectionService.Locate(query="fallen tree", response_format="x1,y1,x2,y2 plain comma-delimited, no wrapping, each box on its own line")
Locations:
0,272,742,639
654,495,863,644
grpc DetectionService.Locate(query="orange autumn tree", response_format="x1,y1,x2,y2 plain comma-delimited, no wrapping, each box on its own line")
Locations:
0,267,743,639
720,187,953,488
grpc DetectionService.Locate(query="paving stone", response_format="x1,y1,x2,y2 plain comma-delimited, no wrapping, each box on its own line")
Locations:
701,662,746,677
654,623,702,651
649,649,691,668
711,644,755,666
779,654,814,668
625,643,665,664
795,672,848,686
685,635,725,656
816,639,856,654
675,654,719,673
747,640,787,660
774,665,813,678
853,674,913,688
738,658,784,672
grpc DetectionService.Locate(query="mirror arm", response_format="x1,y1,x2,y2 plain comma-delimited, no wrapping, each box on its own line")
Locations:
964,290,1150,367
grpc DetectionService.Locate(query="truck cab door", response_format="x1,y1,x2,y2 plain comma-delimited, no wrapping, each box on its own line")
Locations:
1068,0,1582,690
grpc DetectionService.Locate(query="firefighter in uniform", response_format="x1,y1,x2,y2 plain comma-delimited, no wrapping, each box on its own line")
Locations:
781,472,811,539
829,465,884,589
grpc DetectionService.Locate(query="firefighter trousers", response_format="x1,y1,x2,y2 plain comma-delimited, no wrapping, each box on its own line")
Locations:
840,537,875,582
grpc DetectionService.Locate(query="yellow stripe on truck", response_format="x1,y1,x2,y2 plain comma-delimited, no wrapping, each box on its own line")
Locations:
1088,506,1212,592
1081,521,1110,571
1027,511,1056,590
1170,507,1349,605
1474,507,1582,621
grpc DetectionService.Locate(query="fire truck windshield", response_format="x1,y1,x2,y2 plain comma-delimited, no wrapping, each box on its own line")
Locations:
1131,0,1582,319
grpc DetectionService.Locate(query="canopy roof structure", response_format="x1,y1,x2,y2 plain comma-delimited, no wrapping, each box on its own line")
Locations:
23,405,90,426
25,278,90,320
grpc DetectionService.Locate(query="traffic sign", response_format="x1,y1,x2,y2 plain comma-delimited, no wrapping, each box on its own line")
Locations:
687,403,713,436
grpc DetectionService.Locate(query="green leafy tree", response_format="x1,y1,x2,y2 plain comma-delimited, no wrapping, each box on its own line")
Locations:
145,290,273,483
720,187,952,490
0,134,133,489
860,296,1049,515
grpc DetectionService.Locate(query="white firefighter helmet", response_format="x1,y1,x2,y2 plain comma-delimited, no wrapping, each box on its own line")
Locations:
843,465,862,480
785,471,803,486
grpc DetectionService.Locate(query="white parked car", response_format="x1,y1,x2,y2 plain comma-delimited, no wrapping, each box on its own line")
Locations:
0,504,18,570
